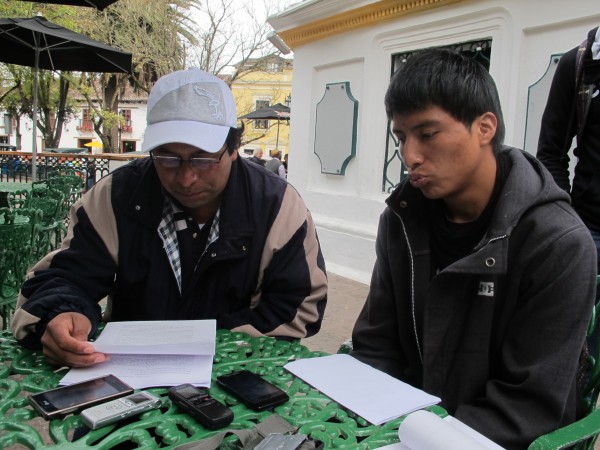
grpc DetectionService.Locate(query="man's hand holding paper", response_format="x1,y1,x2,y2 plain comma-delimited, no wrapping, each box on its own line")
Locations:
60,320,216,389
41,312,109,368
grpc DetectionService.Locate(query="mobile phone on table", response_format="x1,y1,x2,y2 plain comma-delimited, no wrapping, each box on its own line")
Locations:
216,370,289,411
28,374,134,420
168,384,234,430
81,391,162,429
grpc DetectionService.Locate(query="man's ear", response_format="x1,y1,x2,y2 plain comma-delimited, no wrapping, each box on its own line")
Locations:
477,112,497,146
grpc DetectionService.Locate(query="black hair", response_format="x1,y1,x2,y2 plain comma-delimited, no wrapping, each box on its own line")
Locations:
225,121,245,155
384,48,505,150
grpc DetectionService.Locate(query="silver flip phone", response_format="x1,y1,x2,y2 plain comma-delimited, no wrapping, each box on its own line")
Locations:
80,391,161,429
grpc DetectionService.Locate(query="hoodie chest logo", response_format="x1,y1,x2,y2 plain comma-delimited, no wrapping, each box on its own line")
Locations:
478,281,495,297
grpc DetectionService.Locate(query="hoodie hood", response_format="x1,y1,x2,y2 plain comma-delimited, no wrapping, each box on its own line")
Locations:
387,146,571,241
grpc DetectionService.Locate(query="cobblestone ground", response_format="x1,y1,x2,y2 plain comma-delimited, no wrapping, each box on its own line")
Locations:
301,272,369,354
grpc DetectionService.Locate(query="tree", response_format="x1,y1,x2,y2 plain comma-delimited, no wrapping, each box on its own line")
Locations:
0,0,201,152
0,0,294,152
0,3,82,151
73,0,202,151
189,0,293,85
1,65,26,150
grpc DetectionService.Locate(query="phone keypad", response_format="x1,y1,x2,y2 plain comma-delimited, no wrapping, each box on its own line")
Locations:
191,395,215,407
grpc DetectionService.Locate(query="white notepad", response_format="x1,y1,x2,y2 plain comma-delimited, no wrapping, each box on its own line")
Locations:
285,354,440,425
378,410,505,449
60,320,216,389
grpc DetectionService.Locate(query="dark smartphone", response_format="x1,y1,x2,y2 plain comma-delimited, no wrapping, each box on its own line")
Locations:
28,374,134,420
216,370,289,411
168,384,233,430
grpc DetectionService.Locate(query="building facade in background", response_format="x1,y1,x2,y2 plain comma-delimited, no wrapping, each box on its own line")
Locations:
232,55,293,159
1,58,292,157
0,83,147,154
268,0,599,283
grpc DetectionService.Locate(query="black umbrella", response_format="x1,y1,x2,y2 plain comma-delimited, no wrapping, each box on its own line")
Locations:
0,15,132,179
239,103,290,151
18,0,119,10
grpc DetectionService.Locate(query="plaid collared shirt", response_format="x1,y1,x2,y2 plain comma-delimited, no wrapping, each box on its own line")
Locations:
157,196,220,293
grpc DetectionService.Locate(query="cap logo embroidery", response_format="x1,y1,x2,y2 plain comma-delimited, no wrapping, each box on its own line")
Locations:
193,84,224,121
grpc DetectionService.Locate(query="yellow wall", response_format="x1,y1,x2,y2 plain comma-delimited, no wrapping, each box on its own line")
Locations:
231,62,292,157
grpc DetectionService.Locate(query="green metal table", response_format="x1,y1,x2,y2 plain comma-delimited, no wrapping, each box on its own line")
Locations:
0,181,33,192
0,181,32,208
0,329,446,449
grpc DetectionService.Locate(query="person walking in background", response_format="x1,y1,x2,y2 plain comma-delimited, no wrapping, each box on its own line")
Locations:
12,68,327,368
283,153,289,173
248,148,266,167
351,48,596,449
537,26,600,273
266,149,286,178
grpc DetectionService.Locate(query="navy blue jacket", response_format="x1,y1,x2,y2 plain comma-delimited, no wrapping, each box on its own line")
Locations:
13,156,327,347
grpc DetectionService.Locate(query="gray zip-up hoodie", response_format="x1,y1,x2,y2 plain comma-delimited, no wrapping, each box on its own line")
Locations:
352,147,597,449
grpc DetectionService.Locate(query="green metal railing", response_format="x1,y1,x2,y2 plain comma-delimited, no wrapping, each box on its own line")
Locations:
0,151,146,188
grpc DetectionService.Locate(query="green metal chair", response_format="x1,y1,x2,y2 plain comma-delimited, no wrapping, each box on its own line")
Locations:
528,275,600,450
46,174,84,207
0,207,39,329
45,186,70,243
6,189,30,209
26,195,63,262
30,180,49,197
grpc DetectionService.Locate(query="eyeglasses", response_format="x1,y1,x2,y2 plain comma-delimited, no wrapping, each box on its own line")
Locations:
150,149,226,170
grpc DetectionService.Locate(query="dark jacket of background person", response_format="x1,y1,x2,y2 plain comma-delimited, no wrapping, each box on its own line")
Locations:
12,156,327,347
266,152,286,178
352,147,596,449
537,26,600,233
265,157,281,173
248,156,266,167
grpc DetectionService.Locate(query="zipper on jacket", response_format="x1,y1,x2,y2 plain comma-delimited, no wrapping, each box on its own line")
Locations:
393,209,424,365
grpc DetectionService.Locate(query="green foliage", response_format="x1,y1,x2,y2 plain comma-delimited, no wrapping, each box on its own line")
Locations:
0,2,77,23
69,0,203,152
0,0,289,152
81,0,202,87
0,3,85,149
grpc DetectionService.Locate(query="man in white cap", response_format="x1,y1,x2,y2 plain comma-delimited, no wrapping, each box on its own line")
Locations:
12,68,328,368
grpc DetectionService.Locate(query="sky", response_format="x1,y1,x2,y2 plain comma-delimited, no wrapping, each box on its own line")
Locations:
189,0,295,71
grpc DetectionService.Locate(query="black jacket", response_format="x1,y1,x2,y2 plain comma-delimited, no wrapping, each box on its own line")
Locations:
13,157,327,346
537,26,600,232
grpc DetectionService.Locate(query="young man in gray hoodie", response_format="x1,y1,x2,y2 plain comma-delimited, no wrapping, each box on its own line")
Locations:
352,49,597,450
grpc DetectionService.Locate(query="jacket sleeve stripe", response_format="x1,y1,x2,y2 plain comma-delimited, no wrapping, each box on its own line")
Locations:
245,185,327,338
80,176,119,264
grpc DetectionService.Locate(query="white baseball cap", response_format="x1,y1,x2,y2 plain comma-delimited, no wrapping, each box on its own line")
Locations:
142,68,237,153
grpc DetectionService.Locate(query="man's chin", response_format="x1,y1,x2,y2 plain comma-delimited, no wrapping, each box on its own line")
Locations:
171,193,207,209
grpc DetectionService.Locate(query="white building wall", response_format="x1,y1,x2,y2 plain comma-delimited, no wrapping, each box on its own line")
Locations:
9,104,146,152
272,0,600,284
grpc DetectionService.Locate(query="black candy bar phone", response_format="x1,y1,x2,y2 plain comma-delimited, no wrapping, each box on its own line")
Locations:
216,370,289,411
168,384,233,430
28,374,134,420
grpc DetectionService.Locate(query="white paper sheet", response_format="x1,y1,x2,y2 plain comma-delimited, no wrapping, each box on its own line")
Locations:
91,320,216,355
284,354,440,425
59,354,214,389
376,411,505,449
60,320,216,389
